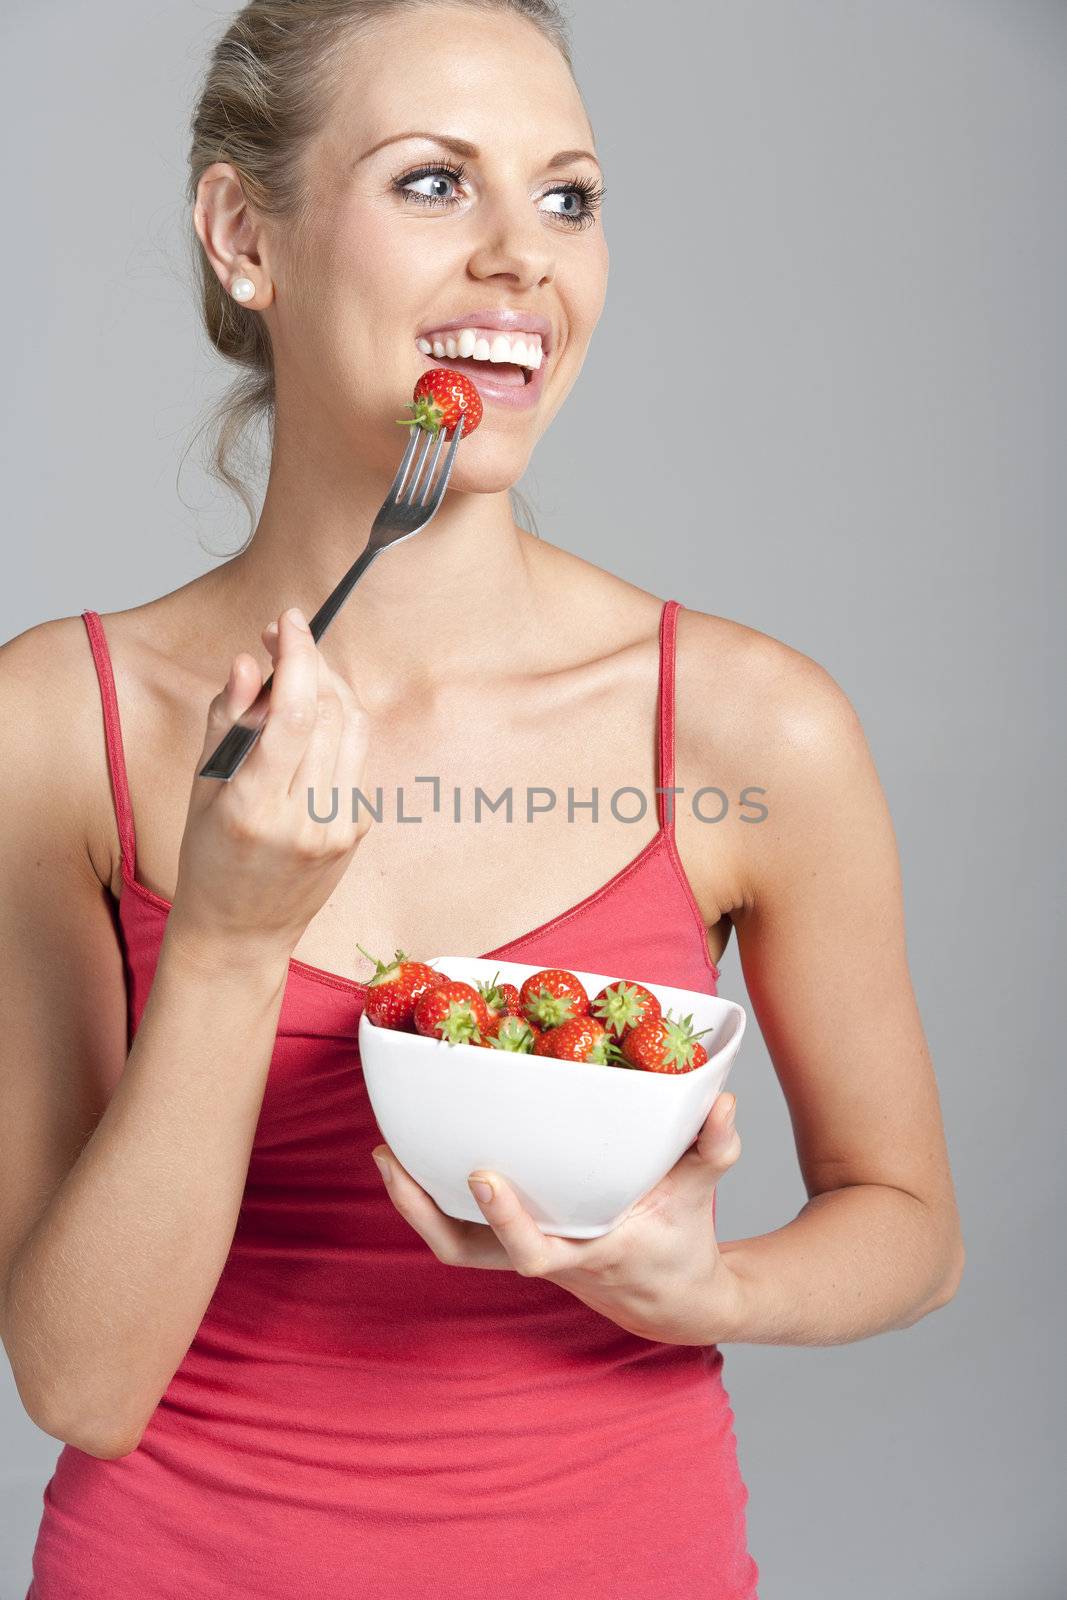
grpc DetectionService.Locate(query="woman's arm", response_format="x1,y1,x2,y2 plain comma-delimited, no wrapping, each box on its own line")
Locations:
0,622,291,1458
686,627,965,1346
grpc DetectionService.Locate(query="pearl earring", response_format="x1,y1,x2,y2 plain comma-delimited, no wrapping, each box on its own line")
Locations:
230,276,256,303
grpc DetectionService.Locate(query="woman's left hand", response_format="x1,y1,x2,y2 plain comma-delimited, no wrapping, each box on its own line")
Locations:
371,1089,747,1346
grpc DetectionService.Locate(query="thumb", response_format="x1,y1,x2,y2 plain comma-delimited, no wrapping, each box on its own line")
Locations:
197,654,263,767
693,1091,741,1173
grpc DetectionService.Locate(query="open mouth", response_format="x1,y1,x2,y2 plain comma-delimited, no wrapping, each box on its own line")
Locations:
421,349,532,387
416,328,546,389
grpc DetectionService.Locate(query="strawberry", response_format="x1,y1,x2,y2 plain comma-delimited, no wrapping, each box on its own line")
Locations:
482,1009,530,1041
357,945,443,1031
590,980,662,1039
620,1010,714,1075
533,1016,625,1066
475,974,523,1023
396,369,483,439
413,980,491,1046
476,1010,512,1042
519,969,589,1030
691,1042,709,1069
487,1014,540,1053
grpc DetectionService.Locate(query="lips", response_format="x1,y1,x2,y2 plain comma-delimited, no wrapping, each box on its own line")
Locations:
415,309,554,356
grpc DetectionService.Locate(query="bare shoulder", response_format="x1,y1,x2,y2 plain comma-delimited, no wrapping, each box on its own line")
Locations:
0,614,118,891
0,578,242,902
0,613,110,759
673,606,874,905
675,605,862,747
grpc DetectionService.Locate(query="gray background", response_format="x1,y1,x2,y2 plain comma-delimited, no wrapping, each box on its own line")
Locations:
1,0,1063,1595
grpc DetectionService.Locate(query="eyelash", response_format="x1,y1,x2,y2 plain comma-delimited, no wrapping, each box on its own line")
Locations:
390,161,605,230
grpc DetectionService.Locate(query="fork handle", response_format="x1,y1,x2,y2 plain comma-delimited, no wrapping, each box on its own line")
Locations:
198,543,382,781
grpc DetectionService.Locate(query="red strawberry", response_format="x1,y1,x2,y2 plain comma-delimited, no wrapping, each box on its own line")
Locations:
475,974,523,1022
487,1015,540,1053
590,980,662,1039
396,369,483,439
519,969,589,1030
482,1008,529,1042
620,1010,714,1075
533,1016,625,1066
691,1042,709,1069
358,945,443,1030
413,980,491,1045
477,1010,511,1041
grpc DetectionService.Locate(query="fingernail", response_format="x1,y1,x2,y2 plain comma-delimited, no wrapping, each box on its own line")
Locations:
724,1095,737,1131
286,606,309,631
372,1152,392,1184
468,1176,494,1204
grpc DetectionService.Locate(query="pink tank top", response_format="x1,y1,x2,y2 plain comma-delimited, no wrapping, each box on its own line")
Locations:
26,599,759,1600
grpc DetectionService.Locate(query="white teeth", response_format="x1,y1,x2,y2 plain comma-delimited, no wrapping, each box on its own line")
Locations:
416,326,546,368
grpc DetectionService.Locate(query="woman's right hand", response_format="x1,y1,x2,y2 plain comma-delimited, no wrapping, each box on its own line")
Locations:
166,607,372,967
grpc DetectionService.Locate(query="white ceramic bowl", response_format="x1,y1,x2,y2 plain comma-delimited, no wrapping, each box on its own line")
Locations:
358,955,747,1239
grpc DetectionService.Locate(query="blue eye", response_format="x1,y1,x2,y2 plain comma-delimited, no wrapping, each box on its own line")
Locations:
392,162,604,231
402,171,458,205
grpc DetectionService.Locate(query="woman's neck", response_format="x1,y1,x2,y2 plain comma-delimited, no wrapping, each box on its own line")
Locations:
215,478,546,706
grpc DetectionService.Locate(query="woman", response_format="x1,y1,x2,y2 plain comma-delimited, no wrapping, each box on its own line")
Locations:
2,2,964,1596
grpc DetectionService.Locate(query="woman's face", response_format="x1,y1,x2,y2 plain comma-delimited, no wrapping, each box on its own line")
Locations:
266,4,609,490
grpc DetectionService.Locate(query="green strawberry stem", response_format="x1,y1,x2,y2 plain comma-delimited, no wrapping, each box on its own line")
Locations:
356,943,410,981
396,396,445,435
434,999,483,1046
585,1033,622,1065
489,1017,536,1053
526,986,581,1029
593,981,654,1037
664,1007,714,1041
476,973,511,1012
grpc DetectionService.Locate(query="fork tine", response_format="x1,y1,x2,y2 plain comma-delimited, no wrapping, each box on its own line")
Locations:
388,428,422,500
417,428,449,506
402,429,438,504
421,414,465,507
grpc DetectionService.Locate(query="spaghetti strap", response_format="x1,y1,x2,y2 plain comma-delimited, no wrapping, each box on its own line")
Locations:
657,598,682,832
81,610,137,881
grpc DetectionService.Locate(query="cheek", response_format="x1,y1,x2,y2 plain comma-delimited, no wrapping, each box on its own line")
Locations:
343,195,464,293
304,207,405,316
578,242,611,328
313,220,431,368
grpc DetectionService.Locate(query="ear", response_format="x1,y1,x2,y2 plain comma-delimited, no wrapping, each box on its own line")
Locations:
193,161,276,308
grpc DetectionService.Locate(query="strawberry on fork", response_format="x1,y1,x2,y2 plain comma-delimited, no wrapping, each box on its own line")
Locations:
397,369,484,439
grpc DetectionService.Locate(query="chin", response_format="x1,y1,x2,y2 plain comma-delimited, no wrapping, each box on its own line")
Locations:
351,392,539,486
447,450,535,497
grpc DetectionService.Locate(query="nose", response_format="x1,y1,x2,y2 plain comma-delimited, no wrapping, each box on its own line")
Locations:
465,194,556,289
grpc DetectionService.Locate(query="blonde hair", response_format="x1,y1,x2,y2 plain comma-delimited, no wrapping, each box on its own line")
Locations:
185,0,576,549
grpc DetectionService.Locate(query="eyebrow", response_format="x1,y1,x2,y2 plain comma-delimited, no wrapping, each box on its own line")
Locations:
356,130,602,172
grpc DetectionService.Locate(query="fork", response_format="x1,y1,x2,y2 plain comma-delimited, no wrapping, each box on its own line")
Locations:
199,414,466,781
